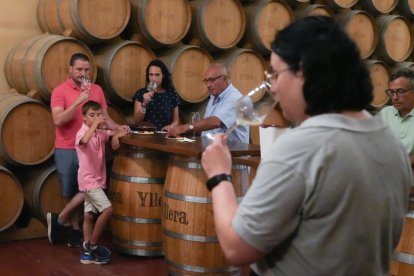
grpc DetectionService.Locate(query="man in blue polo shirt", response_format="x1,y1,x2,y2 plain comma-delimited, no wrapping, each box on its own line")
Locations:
167,63,249,143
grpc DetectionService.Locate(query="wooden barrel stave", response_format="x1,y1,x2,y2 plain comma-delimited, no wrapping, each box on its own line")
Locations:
162,155,248,275
109,145,169,256
0,165,24,232
0,93,54,165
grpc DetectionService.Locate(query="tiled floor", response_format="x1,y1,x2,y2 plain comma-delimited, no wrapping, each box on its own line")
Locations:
0,233,250,276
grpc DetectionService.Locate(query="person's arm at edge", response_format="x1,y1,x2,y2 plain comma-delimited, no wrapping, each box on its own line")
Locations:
211,180,264,266
133,100,145,123
102,108,128,131
202,134,263,266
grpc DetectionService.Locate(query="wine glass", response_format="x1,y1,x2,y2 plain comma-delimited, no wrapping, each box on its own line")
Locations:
190,112,200,139
81,75,91,91
146,82,157,103
206,81,277,141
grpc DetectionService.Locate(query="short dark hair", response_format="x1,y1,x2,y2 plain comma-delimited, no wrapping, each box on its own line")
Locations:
145,59,174,90
82,100,102,115
271,16,373,115
70,53,90,66
390,69,414,89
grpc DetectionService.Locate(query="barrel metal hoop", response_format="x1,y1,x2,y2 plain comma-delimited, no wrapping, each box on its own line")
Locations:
392,251,414,264
120,149,168,159
165,258,239,274
112,236,162,247
111,172,165,184
112,213,161,224
163,228,217,243
112,237,163,257
164,189,211,204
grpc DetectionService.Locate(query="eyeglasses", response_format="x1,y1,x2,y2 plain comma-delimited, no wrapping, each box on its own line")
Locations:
384,88,412,97
202,75,225,84
264,67,291,84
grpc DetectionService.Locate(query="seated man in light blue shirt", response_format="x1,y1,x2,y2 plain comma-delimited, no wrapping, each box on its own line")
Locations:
379,69,414,169
168,63,249,143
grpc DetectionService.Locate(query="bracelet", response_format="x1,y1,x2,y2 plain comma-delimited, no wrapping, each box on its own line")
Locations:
206,174,232,191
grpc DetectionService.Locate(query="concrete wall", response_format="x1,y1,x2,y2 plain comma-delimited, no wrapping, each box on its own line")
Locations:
0,0,42,92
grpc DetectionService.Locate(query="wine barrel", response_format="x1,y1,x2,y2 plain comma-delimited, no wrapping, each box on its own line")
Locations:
366,60,391,108
396,0,414,21
128,0,191,49
295,4,334,19
0,93,54,166
94,40,155,106
20,164,64,224
374,15,414,64
357,0,398,15
214,48,266,97
240,0,294,55
4,33,96,102
158,45,213,104
186,0,246,52
0,165,23,232
37,0,130,45
390,211,414,276
284,0,309,7
162,155,249,275
109,145,169,256
392,62,414,74
318,0,358,10
336,10,378,59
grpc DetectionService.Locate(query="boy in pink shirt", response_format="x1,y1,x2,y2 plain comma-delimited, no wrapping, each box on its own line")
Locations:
75,100,127,264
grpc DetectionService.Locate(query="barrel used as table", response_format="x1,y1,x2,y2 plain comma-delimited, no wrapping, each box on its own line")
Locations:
390,211,414,275
109,144,169,256
117,133,260,273
162,155,249,275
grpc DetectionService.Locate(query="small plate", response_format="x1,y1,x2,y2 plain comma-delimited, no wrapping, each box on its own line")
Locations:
130,131,154,135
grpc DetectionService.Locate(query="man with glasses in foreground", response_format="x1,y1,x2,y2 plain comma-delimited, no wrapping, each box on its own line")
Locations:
380,69,414,169
167,63,249,143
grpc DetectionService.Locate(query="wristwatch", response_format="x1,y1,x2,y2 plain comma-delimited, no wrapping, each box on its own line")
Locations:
206,174,232,191
188,124,194,131
141,105,146,114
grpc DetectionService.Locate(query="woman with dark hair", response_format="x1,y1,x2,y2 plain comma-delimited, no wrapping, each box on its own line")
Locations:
200,16,411,275
132,59,181,131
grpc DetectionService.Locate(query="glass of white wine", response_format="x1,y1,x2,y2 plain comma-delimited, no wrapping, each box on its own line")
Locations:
81,75,91,91
146,81,157,103
206,81,277,141
190,111,200,139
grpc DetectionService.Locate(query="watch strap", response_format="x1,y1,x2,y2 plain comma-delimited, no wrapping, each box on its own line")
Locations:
206,174,232,191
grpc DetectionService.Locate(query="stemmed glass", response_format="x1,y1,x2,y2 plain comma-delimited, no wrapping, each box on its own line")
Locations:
81,75,91,91
190,112,200,139
206,81,277,141
147,82,157,103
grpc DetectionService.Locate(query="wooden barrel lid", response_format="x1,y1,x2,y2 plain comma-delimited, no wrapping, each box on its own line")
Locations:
0,93,55,165
336,10,378,59
366,60,391,108
214,48,266,98
158,45,213,103
187,0,246,52
357,0,398,15
94,40,155,106
128,0,191,49
241,0,294,55
375,15,414,63
0,165,23,232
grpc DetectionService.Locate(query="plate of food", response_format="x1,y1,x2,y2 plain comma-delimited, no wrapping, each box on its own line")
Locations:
131,130,154,135
129,122,156,132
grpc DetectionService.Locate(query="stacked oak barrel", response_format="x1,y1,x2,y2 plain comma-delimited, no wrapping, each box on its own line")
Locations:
1,0,414,274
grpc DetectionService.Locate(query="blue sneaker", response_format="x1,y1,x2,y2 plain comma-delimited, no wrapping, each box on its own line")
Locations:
80,252,110,265
83,241,111,258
